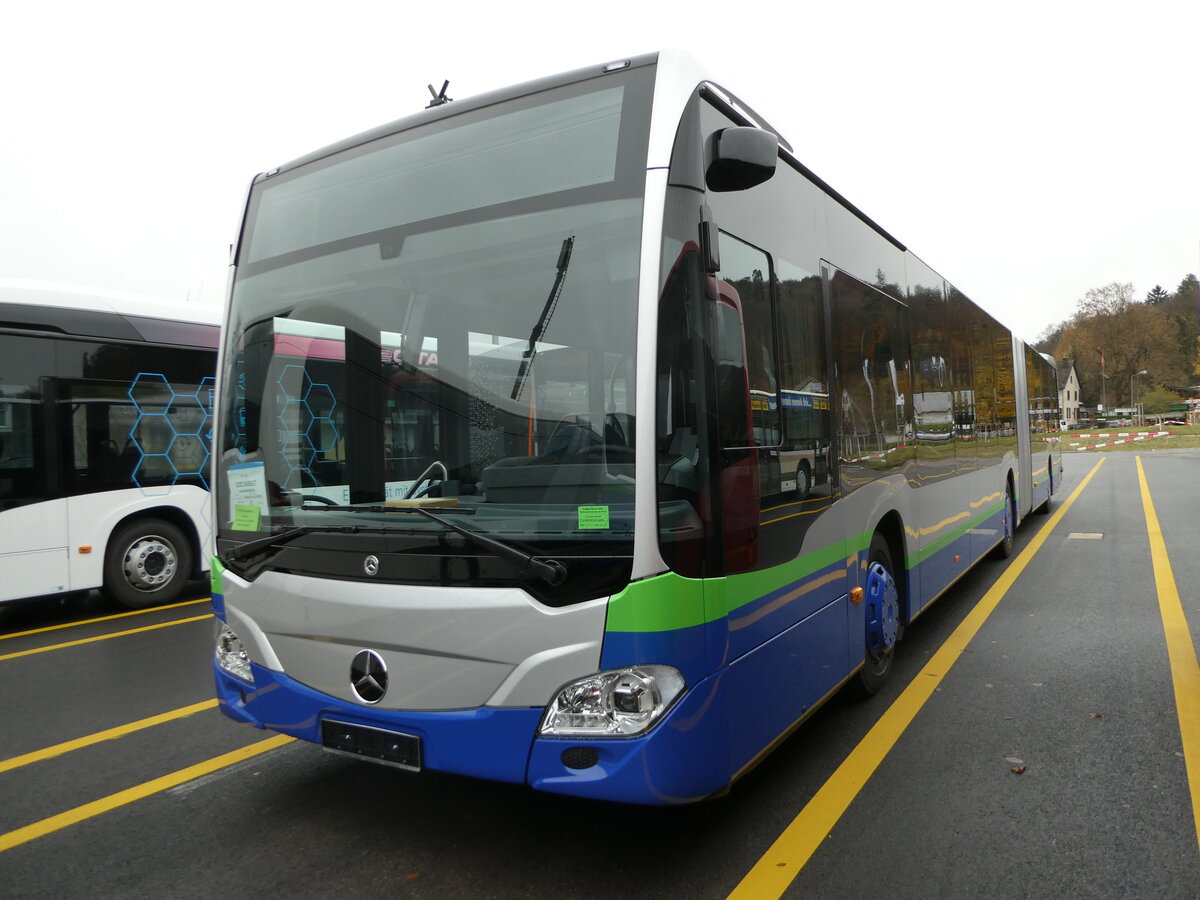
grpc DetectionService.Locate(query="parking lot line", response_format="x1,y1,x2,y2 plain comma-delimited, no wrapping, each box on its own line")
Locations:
727,457,1107,900
1136,455,1200,851
0,734,294,853
0,614,212,662
0,700,219,775
0,598,211,643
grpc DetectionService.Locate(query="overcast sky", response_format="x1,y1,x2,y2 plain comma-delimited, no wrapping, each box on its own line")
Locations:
3,0,1197,343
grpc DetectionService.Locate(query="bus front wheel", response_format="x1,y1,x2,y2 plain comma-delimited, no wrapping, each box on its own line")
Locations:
104,518,193,609
857,533,900,696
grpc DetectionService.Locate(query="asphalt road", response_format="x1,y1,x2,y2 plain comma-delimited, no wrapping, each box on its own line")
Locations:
2,450,1198,899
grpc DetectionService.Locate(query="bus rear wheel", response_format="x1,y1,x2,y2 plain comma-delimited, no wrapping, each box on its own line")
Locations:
991,482,1016,559
857,533,900,696
1037,460,1054,515
104,518,192,609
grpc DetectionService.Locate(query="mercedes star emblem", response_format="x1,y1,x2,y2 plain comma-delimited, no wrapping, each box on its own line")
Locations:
363,554,380,576
350,649,388,703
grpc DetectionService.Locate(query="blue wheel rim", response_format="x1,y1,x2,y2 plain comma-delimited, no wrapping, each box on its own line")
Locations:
865,561,899,653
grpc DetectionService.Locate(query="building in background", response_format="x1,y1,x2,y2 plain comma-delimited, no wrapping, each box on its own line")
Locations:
1057,358,1080,428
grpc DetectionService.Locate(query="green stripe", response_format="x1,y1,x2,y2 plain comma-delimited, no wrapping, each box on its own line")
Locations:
605,571,708,632
210,556,225,595
608,497,1004,634
606,535,861,633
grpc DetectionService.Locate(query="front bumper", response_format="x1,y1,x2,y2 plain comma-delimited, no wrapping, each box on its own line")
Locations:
214,661,729,805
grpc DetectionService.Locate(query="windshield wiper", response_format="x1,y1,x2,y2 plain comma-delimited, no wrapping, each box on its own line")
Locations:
228,507,565,586
307,504,566,586
222,524,389,579
412,505,567,586
301,503,474,515
224,525,364,562
511,235,574,401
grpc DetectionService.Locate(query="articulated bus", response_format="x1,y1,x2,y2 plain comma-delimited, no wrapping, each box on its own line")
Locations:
211,52,1061,804
0,281,219,608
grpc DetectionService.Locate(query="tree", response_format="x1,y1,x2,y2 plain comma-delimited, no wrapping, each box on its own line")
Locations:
1173,273,1199,307
1164,274,1200,384
1146,285,1169,304
1034,319,1066,355
1140,384,1182,416
1052,282,1178,406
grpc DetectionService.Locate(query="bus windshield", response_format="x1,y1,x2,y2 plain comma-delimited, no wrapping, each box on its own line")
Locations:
216,67,653,602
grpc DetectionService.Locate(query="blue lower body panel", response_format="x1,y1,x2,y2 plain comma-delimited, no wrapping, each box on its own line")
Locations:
215,662,735,804
528,675,731,804
215,664,540,785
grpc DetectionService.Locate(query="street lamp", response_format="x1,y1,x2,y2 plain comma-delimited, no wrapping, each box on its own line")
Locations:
1131,370,1147,426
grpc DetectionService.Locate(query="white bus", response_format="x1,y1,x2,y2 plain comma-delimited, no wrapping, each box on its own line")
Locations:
0,280,220,607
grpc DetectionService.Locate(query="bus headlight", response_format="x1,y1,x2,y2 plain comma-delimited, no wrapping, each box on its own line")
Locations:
539,666,685,737
215,622,254,685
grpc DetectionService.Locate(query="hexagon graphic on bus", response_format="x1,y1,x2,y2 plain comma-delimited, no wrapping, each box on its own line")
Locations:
193,376,215,531
228,358,248,462
276,365,338,490
128,373,214,494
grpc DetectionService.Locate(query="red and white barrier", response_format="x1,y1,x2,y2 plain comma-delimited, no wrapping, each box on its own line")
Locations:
1076,431,1170,450
1073,431,1171,439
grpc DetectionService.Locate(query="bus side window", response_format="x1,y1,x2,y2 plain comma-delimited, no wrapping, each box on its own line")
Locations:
829,268,912,492
776,261,831,497
0,335,52,510
712,292,751,449
717,232,779,449
655,247,715,576
708,274,760,574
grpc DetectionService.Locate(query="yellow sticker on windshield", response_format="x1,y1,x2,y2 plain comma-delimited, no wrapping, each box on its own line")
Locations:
578,506,610,530
232,504,261,532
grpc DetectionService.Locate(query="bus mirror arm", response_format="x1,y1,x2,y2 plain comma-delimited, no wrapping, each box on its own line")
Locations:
700,204,720,274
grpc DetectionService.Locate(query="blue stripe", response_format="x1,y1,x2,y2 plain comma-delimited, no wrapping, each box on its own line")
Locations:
215,664,539,784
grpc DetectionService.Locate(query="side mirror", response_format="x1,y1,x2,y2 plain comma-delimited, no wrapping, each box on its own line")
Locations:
705,127,778,192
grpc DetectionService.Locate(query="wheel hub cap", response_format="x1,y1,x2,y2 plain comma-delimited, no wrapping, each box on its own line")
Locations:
865,561,900,652
124,537,177,591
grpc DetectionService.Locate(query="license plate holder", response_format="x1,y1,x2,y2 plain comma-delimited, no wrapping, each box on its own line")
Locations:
320,719,422,771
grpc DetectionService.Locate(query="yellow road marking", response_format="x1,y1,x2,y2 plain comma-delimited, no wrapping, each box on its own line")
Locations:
1135,455,1200,850
728,457,1106,899
0,615,212,662
0,700,219,775
0,734,294,853
1,597,211,642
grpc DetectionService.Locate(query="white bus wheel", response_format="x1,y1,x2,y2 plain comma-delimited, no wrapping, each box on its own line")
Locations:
103,518,192,609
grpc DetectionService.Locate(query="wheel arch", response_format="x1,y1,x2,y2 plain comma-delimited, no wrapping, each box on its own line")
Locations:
1007,467,1018,526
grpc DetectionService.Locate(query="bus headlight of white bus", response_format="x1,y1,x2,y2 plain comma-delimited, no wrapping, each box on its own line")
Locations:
539,666,685,737
215,622,255,685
